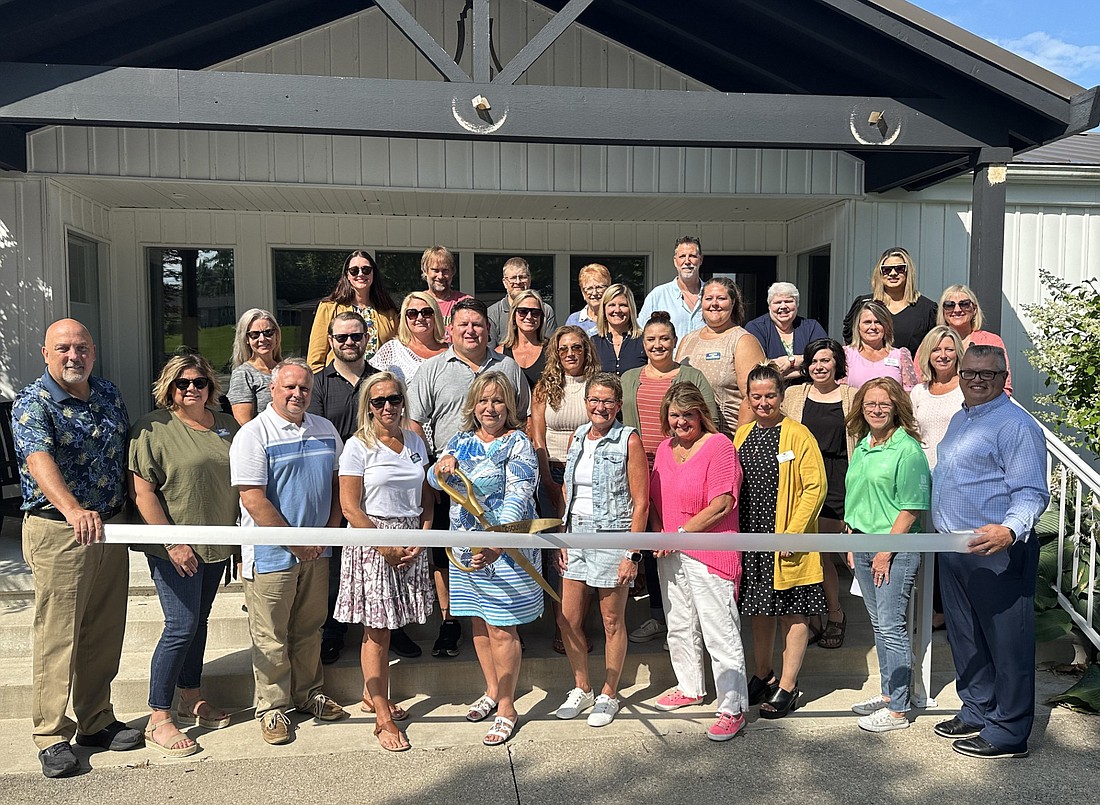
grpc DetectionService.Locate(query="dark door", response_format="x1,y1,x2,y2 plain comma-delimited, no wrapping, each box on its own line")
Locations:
701,255,777,324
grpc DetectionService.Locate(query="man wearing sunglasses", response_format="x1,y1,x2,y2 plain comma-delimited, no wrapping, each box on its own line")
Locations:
931,345,1049,760
13,319,139,777
486,257,557,349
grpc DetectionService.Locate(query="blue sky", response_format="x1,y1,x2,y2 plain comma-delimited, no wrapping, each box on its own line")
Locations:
914,0,1100,88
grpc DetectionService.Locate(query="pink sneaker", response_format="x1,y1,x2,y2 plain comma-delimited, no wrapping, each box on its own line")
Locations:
707,711,746,742
654,690,706,711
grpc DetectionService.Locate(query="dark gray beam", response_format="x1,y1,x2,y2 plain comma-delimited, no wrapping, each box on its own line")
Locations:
0,62,1007,152
494,0,594,86
1068,87,1100,135
373,0,470,83
0,124,26,172
970,159,1009,332
472,0,491,83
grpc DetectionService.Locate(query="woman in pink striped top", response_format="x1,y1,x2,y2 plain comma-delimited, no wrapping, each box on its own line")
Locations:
649,382,749,742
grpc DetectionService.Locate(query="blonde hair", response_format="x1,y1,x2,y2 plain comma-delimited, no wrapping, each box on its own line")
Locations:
460,371,522,434
596,283,642,338
500,289,547,349
845,377,922,444
231,308,283,369
849,300,895,350
871,247,920,305
397,291,445,344
937,284,985,331
152,353,222,411
353,371,410,450
916,326,964,382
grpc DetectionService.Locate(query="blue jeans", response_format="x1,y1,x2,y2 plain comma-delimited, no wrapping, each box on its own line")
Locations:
853,551,921,712
147,554,227,710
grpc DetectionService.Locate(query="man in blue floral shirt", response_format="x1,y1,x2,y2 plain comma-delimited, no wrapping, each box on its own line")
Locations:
13,318,139,778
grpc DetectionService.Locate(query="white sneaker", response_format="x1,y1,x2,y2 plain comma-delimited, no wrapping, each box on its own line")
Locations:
629,619,667,643
858,708,909,732
587,695,620,727
851,694,890,716
555,687,595,720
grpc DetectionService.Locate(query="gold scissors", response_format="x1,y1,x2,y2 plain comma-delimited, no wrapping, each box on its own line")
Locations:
435,466,562,603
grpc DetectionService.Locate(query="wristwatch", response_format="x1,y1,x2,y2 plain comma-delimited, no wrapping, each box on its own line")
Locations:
623,551,642,563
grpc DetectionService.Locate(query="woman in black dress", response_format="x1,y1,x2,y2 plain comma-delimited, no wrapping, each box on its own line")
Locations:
780,338,856,649
841,247,937,358
495,289,549,396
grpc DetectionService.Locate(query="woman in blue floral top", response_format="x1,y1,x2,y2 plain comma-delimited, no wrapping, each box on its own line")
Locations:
429,371,540,747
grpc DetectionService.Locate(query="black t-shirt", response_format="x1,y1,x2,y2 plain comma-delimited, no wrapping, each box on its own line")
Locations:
307,361,379,442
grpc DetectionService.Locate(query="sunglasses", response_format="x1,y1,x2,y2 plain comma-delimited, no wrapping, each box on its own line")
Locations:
557,344,585,355
346,265,373,277
173,377,210,391
405,307,435,320
880,264,908,277
515,308,543,319
331,332,365,343
247,328,276,340
369,393,404,409
941,299,975,312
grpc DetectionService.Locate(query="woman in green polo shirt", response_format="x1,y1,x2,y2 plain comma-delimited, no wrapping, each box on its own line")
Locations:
843,376,930,734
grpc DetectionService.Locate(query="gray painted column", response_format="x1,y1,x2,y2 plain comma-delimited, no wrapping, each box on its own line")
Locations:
969,148,1012,333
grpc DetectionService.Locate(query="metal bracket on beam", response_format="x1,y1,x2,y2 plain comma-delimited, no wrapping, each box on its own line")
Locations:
493,0,595,85
374,0,470,83
972,146,1013,167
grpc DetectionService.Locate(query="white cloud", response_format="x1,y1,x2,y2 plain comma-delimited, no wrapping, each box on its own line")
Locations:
992,31,1100,82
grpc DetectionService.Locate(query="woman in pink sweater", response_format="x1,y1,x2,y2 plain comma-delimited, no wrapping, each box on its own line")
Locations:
649,382,748,742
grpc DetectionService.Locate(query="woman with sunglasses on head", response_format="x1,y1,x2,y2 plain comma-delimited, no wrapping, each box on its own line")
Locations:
373,292,448,386
844,300,919,392
336,371,433,752
496,289,550,395
937,284,1012,394
842,248,938,358
129,353,240,757
228,308,284,426
307,249,399,372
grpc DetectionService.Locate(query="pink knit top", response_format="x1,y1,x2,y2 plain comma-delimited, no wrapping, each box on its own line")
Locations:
650,433,743,583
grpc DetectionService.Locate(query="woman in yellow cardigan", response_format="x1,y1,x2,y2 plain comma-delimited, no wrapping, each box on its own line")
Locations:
307,250,400,371
734,364,827,719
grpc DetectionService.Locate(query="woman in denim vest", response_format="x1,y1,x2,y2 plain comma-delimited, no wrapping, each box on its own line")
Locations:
553,372,649,728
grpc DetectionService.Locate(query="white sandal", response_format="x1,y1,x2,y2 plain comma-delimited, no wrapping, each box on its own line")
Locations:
482,715,516,746
466,694,498,723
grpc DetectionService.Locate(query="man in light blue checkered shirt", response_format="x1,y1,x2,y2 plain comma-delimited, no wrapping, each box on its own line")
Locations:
931,345,1049,760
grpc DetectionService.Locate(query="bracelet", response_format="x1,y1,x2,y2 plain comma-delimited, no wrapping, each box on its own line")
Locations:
677,526,686,533
165,544,178,550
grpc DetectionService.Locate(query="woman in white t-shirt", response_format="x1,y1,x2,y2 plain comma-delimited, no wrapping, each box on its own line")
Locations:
336,371,434,752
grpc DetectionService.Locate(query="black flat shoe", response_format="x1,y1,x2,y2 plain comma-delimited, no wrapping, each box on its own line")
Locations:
75,720,142,751
320,637,344,665
952,736,1028,759
389,627,422,658
39,741,80,778
934,716,982,739
758,685,800,719
748,672,779,707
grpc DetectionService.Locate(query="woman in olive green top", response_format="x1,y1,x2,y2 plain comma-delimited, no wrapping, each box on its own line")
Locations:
129,353,240,757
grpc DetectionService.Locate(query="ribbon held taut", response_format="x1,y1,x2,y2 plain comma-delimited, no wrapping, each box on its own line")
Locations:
434,466,562,603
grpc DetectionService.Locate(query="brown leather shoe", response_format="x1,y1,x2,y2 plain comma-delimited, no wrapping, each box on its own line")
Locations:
260,711,292,745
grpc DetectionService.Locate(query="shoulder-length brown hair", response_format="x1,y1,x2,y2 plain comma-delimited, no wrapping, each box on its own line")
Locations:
849,299,896,350
534,325,600,410
845,376,922,443
152,352,223,411
323,249,398,313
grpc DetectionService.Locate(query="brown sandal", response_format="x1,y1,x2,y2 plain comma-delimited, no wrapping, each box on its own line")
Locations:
374,721,411,752
145,717,199,757
361,697,409,722
818,613,847,650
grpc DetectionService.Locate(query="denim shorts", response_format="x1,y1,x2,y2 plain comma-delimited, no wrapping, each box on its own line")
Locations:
563,513,628,589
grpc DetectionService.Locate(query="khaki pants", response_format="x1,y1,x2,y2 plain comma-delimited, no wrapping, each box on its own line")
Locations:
22,513,129,750
243,558,327,717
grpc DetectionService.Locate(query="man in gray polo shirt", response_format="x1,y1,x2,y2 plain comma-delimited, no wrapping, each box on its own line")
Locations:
486,257,557,349
407,297,529,658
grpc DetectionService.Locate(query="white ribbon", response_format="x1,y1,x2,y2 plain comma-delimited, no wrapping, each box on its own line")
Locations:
105,524,975,553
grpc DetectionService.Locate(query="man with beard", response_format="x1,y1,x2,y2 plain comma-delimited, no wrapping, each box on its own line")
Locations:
638,236,706,339
421,246,471,341
13,319,140,777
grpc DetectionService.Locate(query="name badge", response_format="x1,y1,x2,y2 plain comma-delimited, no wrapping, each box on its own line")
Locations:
883,356,900,367
777,450,795,464
705,351,722,361
410,451,423,464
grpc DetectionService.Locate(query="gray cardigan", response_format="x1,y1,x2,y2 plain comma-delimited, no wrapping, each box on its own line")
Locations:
620,363,719,431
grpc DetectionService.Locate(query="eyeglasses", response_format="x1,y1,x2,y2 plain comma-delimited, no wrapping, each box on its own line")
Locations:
557,344,585,355
582,284,608,295
369,393,404,409
515,307,543,319
959,369,1006,381
504,275,530,284
247,328,277,340
173,377,210,391
880,263,908,277
331,332,365,344
862,402,894,412
941,299,975,312
586,397,620,408
346,265,373,277
405,307,435,320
